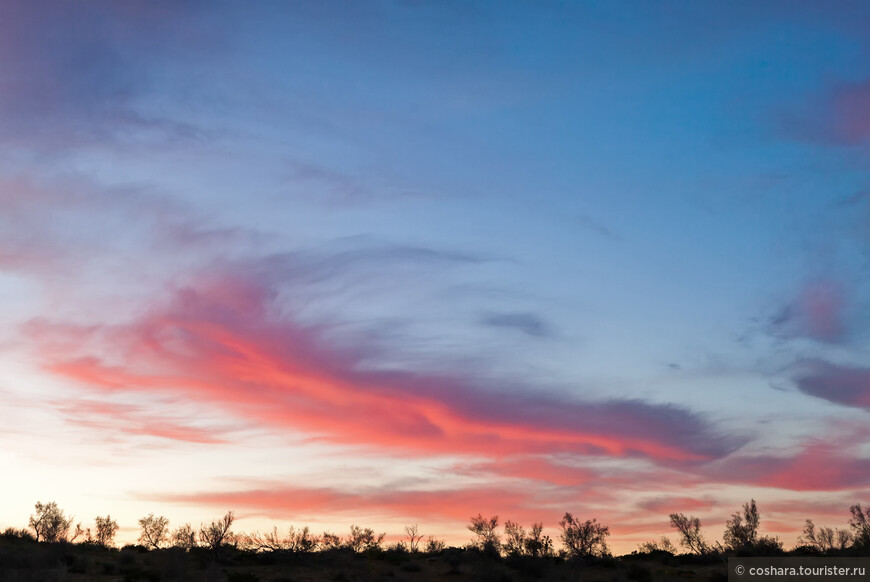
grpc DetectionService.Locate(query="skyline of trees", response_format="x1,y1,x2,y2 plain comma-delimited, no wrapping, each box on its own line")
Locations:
4,499,868,558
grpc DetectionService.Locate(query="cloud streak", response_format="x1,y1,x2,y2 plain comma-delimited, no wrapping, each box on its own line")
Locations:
28,265,740,465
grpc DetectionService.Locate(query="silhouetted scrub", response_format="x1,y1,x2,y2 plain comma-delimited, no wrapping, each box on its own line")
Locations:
559,513,610,559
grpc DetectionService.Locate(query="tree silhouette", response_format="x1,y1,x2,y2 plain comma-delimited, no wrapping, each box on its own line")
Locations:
669,513,707,555
404,524,423,552
559,513,610,558
320,531,342,550
94,515,119,548
524,522,554,558
723,499,759,550
503,520,527,557
467,514,500,554
29,501,73,543
799,520,851,552
200,511,235,556
347,525,385,553
171,523,197,550
849,504,870,550
138,513,170,549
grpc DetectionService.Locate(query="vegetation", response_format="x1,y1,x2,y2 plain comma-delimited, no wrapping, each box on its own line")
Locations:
669,513,708,555
467,514,500,554
29,501,73,543
139,513,171,549
559,513,610,558
2,498,869,581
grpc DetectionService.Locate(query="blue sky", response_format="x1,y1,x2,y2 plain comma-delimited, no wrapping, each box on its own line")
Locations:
1,1,869,551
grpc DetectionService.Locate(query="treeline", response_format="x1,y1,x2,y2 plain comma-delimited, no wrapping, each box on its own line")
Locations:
4,499,870,560
651,501,870,558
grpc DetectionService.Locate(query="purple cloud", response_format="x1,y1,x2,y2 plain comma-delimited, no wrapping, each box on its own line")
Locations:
794,359,870,410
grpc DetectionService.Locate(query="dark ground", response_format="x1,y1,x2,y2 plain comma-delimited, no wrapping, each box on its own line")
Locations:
0,537,733,582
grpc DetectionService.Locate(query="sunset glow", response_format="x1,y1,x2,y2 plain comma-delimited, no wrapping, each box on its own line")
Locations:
2,1,870,555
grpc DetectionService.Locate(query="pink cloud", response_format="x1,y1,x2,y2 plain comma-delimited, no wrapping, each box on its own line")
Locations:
27,269,740,465
57,399,226,445
149,484,548,524
706,430,870,492
637,496,713,514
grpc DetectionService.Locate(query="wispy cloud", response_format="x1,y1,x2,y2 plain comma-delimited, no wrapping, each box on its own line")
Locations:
704,426,870,491
767,280,848,344
27,264,741,465
57,399,228,445
479,312,554,338
148,482,550,524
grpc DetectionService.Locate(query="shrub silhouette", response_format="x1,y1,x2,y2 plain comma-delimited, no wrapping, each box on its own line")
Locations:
28,501,73,543
171,523,197,550
425,535,445,553
246,525,320,553
558,513,610,558
320,531,342,550
347,525,385,553
798,519,851,553
637,536,676,554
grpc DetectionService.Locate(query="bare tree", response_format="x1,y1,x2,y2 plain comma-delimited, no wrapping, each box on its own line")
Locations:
94,515,119,548
200,511,235,555
138,514,170,550
669,513,708,555
404,524,423,553
171,523,197,550
559,513,610,558
468,514,500,554
29,501,73,543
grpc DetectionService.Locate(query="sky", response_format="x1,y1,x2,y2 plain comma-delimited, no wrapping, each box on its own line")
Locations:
1,0,870,554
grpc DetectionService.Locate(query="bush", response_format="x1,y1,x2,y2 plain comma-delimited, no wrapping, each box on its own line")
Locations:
559,513,610,559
